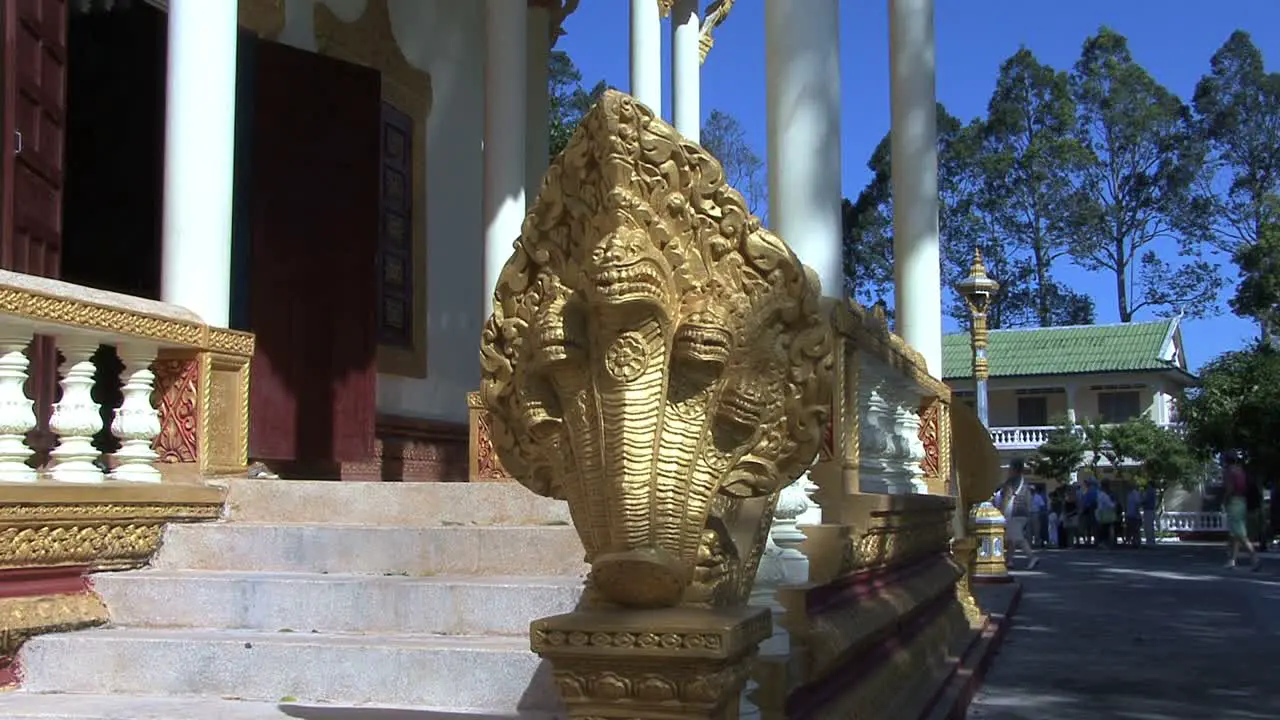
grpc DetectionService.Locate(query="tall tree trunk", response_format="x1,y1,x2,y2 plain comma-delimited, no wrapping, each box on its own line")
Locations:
1116,238,1132,322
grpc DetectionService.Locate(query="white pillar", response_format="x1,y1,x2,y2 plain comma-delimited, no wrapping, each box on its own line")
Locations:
630,0,662,112
765,0,843,298
160,0,238,327
483,0,529,317
526,2,552,199
889,0,943,377
671,0,700,142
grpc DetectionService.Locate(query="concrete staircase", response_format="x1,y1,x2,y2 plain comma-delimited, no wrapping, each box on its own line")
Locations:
0,481,587,718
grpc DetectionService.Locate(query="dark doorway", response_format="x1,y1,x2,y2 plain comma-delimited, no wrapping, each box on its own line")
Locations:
242,39,379,470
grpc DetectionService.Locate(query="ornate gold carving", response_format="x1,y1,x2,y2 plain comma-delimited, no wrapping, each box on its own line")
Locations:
950,536,985,628
700,0,736,63
532,607,770,720
0,483,224,571
237,0,286,39
656,0,675,16
203,354,250,474
0,287,203,348
833,301,949,401
480,89,833,610
153,357,199,464
468,391,511,482
315,0,432,379
550,0,580,48
0,592,109,660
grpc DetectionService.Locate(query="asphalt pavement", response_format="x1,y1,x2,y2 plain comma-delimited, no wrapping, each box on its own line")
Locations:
968,542,1280,719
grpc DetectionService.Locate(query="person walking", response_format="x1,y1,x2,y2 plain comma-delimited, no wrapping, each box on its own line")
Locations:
1141,482,1159,546
1223,452,1262,571
1000,459,1039,570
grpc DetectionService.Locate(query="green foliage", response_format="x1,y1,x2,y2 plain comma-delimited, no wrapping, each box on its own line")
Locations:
1230,215,1280,335
1181,342,1280,475
1032,419,1087,484
978,48,1094,327
548,51,609,158
1068,28,1222,321
701,110,767,218
1090,417,1201,497
1191,31,1280,257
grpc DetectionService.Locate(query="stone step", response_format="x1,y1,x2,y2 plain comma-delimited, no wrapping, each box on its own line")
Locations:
0,693,561,719
151,523,588,576
223,480,571,527
93,570,582,636
18,628,563,711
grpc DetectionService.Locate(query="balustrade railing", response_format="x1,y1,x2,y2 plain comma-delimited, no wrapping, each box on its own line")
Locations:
0,270,253,484
987,422,1186,452
1159,511,1226,534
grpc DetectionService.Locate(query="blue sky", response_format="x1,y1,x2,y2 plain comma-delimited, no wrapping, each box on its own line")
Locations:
558,0,1280,371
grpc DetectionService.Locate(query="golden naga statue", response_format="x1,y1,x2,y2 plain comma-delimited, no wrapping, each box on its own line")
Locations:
480,90,833,611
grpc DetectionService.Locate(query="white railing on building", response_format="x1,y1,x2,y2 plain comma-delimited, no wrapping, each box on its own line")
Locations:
987,423,1186,452
0,270,211,484
1159,511,1226,534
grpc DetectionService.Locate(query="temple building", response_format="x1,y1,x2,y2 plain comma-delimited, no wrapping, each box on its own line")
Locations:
0,1,996,717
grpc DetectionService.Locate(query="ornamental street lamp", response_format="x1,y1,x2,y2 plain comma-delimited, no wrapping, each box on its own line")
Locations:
956,249,999,428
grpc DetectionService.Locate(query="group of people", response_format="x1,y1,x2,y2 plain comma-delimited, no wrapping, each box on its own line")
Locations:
993,459,1164,570
993,453,1270,572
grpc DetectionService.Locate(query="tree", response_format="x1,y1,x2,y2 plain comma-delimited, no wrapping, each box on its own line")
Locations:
1085,417,1200,507
1033,419,1088,485
1181,341,1280,477
701,109,767,218
980,48,1092,327
841,195,894,306
1068,28,1223,321
1230,215,1280,335
549,50,608,158
1192,31,1280,339
1191,31,1280,257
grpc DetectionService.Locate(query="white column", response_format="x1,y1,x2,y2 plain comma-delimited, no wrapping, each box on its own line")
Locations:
630,0,662,112
483,0,530,317
671,0,700,142
765,0,843,298
160,0,238,327
889,0,943,377
526,1,552,199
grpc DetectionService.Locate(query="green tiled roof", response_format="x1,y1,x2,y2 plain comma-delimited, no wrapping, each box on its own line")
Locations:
942,319,1179,380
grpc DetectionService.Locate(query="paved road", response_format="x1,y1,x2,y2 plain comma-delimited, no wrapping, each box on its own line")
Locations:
969,543,1280,719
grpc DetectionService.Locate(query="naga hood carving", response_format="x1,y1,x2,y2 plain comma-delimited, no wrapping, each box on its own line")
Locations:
480,90,832,609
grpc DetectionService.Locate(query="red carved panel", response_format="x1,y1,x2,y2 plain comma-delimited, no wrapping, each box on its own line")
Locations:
919,401,940,480
153,358,199,463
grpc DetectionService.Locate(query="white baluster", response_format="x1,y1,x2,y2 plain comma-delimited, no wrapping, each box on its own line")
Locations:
109,345,161,483
764,479,811,585
48,340,104,484
0,330,37,483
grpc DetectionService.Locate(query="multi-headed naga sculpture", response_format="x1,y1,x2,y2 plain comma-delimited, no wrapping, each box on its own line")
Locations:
480,90,833,610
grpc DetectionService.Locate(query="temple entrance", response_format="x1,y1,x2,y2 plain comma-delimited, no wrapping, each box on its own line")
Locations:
240,39,379,472
9,2,380,474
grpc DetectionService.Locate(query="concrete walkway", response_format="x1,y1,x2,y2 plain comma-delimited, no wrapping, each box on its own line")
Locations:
969,543,1280,719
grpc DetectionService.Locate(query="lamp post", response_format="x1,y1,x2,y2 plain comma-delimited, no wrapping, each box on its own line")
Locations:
956,249,999,428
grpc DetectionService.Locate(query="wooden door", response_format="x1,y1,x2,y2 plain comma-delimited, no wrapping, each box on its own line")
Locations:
244,39,379,466
1,0,66,275
2,0,67,457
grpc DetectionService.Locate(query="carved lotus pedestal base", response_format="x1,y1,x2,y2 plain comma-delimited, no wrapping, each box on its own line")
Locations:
531,607,772,720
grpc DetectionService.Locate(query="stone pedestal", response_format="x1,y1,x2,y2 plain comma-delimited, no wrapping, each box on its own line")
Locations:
531,607,772,720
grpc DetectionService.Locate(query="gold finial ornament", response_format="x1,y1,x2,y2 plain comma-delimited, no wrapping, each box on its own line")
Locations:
699,0,737,63
480,89,833,610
